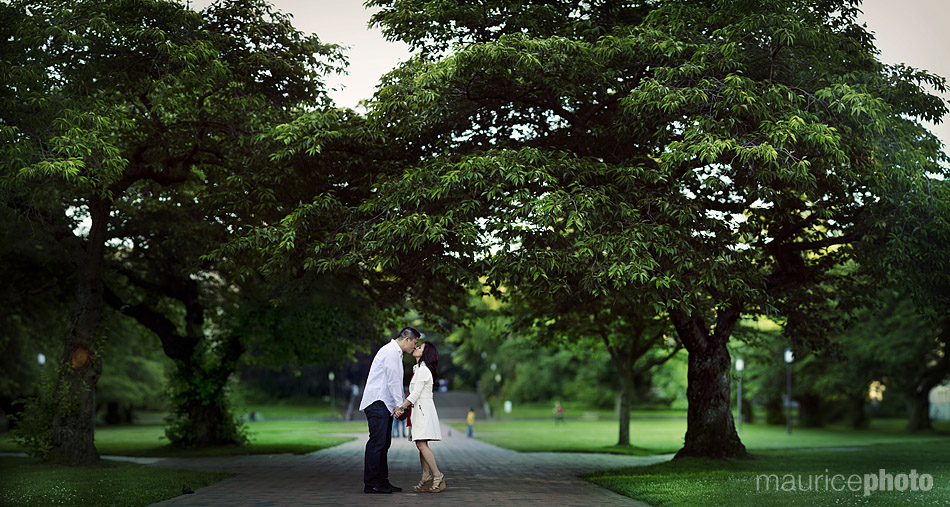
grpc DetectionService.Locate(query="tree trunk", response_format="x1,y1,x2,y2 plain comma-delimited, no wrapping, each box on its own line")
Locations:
166,333,245,448
617,371,634,447
798,393,824,428
104,275,243,447
904,348,950,432
765,396,785,425
671,309,747,459
741,396,753,423
906,388,933,432
849,392,868,429
48,199,108,464
182,364,233,445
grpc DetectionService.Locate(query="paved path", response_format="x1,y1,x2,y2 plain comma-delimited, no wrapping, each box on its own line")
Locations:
142,423,672,506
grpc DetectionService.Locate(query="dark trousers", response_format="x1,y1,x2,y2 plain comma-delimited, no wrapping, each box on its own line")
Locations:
363,400,393,488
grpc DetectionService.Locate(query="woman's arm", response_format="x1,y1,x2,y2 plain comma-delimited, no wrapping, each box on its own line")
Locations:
402,364,431,407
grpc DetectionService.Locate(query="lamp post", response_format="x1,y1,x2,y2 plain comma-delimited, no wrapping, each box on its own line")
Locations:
784,348,794,435
328,372,336,410
735,358,744,434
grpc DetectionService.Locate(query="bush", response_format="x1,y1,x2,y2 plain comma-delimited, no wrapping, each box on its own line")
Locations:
9,366,78,460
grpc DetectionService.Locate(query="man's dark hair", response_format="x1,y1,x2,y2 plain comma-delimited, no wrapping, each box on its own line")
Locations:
420,341,439,382
398,327,421,341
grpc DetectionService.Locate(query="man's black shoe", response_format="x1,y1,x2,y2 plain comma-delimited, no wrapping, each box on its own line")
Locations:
364,485,393,494
384,483,402,492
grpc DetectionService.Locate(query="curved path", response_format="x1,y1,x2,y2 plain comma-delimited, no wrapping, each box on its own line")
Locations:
143,423,672,506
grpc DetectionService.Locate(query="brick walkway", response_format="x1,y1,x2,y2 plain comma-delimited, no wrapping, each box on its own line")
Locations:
143,423,673,506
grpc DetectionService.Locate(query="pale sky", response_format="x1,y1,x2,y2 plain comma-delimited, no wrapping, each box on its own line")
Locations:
193,0,950,151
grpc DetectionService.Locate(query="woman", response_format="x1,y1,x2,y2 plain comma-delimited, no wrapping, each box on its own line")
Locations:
394,342,446,493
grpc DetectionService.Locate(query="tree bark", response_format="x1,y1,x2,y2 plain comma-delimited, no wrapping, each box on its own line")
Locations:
671,308,748,459
104,277,245,448
48,199,109,465
904,343,950,432
797,393,824,428
175,360,241,446
906,389,933,432
617,370,634,447
849,391,868,429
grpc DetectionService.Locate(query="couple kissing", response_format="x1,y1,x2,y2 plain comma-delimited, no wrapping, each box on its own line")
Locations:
359,327,446,494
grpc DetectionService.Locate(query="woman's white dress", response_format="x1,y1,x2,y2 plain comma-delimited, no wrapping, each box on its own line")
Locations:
407,362,441,441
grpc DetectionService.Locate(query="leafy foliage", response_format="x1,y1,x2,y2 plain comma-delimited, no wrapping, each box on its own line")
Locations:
1,0,354,456
288,0,949,458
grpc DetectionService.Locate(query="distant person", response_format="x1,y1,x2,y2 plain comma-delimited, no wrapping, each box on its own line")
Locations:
359,327,419,494
392,413,407,438
392,387,408,438
394,341,447,493
554,401,565,425
466,408,475,437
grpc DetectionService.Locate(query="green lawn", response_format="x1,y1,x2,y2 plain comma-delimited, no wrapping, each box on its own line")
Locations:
0,419,365,457
0,409,365,507
448,416,950,505
449,417,950,456
0,457,232,507
239,402,343,419
586,441,950,506
484,400,687,420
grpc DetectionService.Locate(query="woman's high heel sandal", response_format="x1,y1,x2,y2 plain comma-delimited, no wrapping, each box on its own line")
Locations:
413,473,433,492
429,473,446,493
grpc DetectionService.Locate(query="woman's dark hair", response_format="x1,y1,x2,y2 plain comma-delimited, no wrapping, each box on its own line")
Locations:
420,342,439,382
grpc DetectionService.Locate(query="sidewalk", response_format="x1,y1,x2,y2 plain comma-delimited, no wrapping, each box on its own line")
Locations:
145,423,672,506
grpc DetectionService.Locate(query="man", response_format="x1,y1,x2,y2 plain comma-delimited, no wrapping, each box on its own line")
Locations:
359,327,419,494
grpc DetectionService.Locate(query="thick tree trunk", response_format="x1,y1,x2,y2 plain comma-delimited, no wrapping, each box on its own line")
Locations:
104,275,243,447
48,199,108,464
181,364,235,446
906,388,933,432
672,309,747,459
167,333,245,448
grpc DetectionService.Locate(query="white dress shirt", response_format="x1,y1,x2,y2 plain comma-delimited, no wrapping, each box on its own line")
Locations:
359,339,406,413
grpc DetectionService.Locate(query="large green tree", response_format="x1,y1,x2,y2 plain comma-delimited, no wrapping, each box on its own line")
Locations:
331,0,945,459
1,0,344,461
506,286,681,446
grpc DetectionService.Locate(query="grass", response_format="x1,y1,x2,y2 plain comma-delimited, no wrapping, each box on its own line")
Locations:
485,400,687,420
0,456,232,507
448,417,950,456
448,414,950,505
0,406,364,507
0,419,366,457
237,399,344,420
585,441,950,506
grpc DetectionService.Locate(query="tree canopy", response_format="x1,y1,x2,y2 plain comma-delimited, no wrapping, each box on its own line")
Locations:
255,0,949,458
1,0,348,461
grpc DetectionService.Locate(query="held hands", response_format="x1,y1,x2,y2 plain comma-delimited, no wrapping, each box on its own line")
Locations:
392,401,410,418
